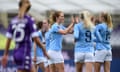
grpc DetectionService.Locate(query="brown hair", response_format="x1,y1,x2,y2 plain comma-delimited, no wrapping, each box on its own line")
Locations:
37,21,43,30
52,11,63,22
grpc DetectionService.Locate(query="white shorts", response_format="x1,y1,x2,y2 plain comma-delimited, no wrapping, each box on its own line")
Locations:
32,57,47,65
74,52,94,63
44,58,49,67
94,50,112,62
48,50,64,65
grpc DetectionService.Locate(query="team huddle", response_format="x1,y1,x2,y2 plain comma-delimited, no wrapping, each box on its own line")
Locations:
1,0,113,72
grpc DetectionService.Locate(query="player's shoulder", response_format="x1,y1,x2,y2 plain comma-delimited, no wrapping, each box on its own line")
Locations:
75,22,82,28
38,30,42,35
38,30,42,33
51,23,59,29
25,14,35,21
96,23,105,29
10,16,18,25
53,23,59,27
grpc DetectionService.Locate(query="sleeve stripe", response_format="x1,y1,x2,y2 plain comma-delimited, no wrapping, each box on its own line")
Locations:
31,32,39,38
6,32,12,38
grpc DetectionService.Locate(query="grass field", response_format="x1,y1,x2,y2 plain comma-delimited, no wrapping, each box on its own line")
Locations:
0,34,15,50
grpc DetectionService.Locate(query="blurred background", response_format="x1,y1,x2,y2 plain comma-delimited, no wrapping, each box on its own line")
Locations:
0,0,120,72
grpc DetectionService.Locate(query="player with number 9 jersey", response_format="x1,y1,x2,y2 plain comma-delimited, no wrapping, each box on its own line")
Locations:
74,11,95,72
74,22,95,53
6,15,38,70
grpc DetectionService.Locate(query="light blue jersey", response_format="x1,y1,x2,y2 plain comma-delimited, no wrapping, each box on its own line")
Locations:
49,23,66,51
45,30,51,51
74,22,95,53
95,23,112,50
31,30,44,57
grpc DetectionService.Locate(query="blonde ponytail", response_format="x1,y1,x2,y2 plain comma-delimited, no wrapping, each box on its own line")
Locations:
82,11,94,29
48,11,55,28
106,13,113,29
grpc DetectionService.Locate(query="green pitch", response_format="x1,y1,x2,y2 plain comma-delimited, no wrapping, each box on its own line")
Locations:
0,34,15,50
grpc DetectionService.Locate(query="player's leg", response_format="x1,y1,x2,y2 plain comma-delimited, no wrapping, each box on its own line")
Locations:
74,52,84,72
31,64,37,72
17,70,25,72
55,63,64,72
49,64,56,72
104,50,112,72
48,50,56,72
45,65,50,72
75,62,83,72
17,70,30,72
85,62,93,72
94,62,101,72
48,50,64,72
85,53,94,72
94,50,106,72
54,51,64,72
38,62,45,72
44,61,50,72
104,61,111,72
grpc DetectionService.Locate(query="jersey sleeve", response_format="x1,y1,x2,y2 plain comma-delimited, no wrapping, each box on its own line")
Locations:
28,17,38,38
52,24,60,33
6,23,13,39
38,31,43,41
74,24,79,39
61,25,66,30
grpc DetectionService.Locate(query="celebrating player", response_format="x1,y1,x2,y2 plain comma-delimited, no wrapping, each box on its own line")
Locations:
48,11,75,72
94,12,113,72
74,11,95,72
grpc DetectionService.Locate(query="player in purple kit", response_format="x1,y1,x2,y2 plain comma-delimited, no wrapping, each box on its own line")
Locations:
1,0,49,72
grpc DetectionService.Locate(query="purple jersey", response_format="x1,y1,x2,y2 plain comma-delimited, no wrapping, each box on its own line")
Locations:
6,15,38,70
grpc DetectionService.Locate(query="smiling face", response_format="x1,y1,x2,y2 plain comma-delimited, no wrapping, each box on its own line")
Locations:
42,20,49,30
57,12,64,23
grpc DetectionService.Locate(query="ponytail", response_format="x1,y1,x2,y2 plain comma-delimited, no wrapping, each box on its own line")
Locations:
106,13,113,29
102,12,113,29
81,11,94,30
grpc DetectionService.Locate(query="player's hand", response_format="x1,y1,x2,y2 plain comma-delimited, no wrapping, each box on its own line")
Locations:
1,55,8,67
74,16,79,24
71,16,75,24
44,52,50,59
33,56,37,63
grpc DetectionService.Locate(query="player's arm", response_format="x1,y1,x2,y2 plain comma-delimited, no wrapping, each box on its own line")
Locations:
2,38,11,67
74,24,79,39
68,27,74,34
28,15,49,59
33,42,37,63
58,16,75,35
3,38,12,55
33,42,36,57
2,23,13,67
68,16,79,34
33,37,50,59
95,25,103,42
